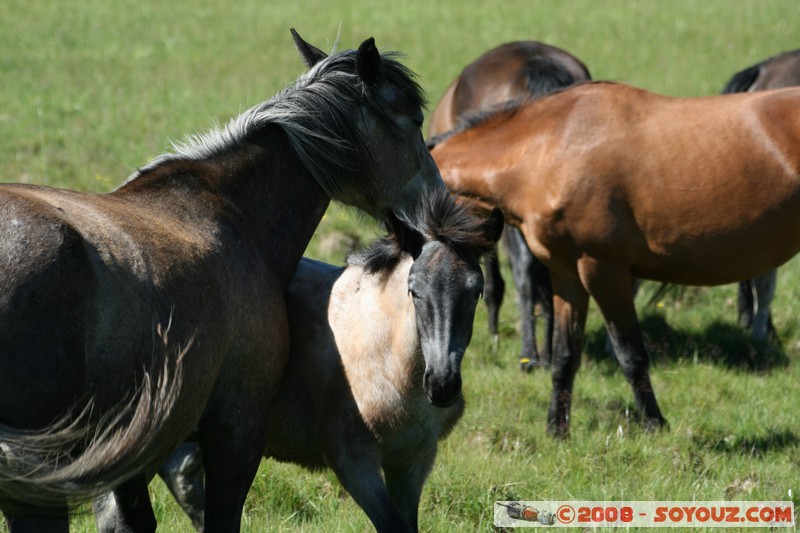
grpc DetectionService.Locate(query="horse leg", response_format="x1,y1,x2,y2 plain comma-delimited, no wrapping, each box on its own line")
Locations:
503,227,540,370
482,248,505,340
383,448,437,532
102,473,157,533
197,407,266,533
328,451,412,532
603,278,640,360
157,442,205,531
3,510,69,533
738,279,755,329
546,273,590,438
752,269,777,341
532,254,554,367
579,260,667,431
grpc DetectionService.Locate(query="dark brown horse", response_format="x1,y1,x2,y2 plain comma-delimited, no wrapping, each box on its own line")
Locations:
722,48,800,340
0,30,443,531
429,81,800,437
427,41,591,370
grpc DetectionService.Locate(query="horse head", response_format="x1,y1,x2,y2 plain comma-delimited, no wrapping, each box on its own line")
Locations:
385,191,503,407
290,29,445,221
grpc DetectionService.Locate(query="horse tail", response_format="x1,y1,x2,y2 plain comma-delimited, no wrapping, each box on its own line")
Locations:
523,56,589,96
0,337,189,515
721,63,761,94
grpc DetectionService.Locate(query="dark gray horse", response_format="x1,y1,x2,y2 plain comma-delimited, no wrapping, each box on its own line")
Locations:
96,190,503,532
0,29,442,532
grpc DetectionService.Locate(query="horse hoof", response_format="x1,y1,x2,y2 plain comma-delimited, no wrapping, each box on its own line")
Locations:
644,417,669,433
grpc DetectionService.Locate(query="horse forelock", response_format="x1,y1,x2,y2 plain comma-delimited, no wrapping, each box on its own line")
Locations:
412,189,496,257
124,48,426,201
347,190,495,275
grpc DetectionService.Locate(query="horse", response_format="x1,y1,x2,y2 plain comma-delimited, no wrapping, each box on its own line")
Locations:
721,48,800,340
427,41,591,370
94,190,504,532
0,29,443,532
428,81,800,437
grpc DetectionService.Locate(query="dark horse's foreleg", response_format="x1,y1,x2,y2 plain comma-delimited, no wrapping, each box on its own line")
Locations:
482,248,505,339
580,259,667,432
100,473,157,532
739,271,777,341
328,448,413,532
504,227,540,370
384,448,437,532
547,274,590,438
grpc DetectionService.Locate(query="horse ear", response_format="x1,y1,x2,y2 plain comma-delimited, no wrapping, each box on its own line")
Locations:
484,208,505,244
356,37,386,87
385,211,425,257
290,28,328,68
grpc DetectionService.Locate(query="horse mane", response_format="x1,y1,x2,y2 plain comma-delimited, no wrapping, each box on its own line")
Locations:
124,47,426,201
721,63,762,94
523,55,591,96
347,189,496,275
426,80,610,149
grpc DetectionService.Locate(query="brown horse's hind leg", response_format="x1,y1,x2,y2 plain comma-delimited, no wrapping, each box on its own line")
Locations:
547,274,590,438
578,259,667,432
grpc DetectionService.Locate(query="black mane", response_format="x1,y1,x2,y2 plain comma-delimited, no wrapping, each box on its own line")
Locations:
425,80,604,150
347,189,496,274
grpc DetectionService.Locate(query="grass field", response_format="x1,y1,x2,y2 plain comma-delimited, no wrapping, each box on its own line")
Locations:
1,1,799,531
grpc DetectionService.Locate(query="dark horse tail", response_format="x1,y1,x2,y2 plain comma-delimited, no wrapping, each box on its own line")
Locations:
0,340,188,515
721,63,760,94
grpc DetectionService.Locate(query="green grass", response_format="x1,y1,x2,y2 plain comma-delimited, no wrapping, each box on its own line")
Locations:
2,1,799,531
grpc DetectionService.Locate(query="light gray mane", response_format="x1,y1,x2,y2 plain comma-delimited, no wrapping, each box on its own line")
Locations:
122,48,425,202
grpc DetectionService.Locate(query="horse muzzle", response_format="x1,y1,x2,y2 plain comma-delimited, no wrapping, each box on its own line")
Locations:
423,368,462,407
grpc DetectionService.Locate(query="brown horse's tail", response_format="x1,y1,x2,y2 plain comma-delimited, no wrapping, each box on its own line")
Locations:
0,338,189,515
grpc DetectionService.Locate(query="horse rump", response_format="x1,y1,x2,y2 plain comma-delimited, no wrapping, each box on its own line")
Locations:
0,337,189,515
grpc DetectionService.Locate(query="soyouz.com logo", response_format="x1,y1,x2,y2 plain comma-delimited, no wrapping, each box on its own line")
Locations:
493,501,795,528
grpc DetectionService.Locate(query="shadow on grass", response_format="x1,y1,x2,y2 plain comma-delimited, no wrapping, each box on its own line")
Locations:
584,312,790,373
691,427,800,457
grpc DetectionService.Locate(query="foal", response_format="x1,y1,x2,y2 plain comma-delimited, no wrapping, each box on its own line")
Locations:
97,190,503,532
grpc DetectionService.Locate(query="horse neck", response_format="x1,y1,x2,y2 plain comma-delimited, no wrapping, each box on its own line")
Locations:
335,256,422,429
432,109,546,225
118,125,330,286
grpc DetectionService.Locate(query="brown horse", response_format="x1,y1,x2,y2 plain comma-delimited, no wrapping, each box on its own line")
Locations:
0,30,442,531
95,190,503,532
428,81,800,437
427,41,591,370
722,48,800,340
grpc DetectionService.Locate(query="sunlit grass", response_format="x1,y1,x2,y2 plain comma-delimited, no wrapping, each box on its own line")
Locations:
1,1,798,531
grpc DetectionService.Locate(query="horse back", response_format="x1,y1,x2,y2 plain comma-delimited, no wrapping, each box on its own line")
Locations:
527,84,800,281
749,49,800,90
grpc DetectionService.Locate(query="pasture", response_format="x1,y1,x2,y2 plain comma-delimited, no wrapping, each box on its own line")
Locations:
1,0,798,531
